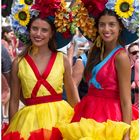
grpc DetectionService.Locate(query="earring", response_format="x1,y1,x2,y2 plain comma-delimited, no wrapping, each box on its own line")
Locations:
93,35,102,48
93,35,105,60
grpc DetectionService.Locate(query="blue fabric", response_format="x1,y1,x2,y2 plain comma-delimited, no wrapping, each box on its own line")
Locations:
89,45,122,89
80,53,87,67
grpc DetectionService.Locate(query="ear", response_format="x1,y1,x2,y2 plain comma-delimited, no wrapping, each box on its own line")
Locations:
4,32,8,37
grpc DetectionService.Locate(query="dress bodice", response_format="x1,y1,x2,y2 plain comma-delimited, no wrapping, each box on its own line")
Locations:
18,52,64,99
88,46,125,99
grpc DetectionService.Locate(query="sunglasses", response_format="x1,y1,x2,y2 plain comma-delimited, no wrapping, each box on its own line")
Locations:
130,51,139,55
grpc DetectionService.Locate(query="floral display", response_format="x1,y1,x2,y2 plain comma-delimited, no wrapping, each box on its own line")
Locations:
71,0,97,41
81,0,108,17
114,0,134,18
106,0,139,35
31,0,61,18
10,3,31,43
10,0,75,44
54,0,73,38
19,0,34,6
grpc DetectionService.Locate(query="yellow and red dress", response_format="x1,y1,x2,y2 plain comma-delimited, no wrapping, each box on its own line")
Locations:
2,52,74,140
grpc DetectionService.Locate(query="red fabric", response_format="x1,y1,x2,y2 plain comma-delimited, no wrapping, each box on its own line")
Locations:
72,48,139,123
72,90,123,122
81,0,108,17
31,0,61,18
50,127,62,140
2,132,24,140
28,128,52,140
25,94,62,106
132,105,139,119
2,123,9,136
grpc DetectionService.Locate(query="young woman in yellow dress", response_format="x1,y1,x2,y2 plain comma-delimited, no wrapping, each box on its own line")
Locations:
2,0,80,140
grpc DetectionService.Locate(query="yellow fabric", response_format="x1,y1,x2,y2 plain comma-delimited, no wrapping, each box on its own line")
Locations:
5,101,73,140
105,120,130,140
130,119,139,140
4,52,74,140
58,118,139,140
18,52,64,98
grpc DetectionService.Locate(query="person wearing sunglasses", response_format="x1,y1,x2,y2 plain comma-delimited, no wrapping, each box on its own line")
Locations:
128,42,139,108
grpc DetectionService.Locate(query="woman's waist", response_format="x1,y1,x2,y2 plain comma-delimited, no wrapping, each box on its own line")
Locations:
87,86,120,99
24,94,62,106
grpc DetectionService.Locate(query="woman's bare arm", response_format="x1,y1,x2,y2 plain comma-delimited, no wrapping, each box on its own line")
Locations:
63,55,80,107
9,58,21,122
115,50,132,139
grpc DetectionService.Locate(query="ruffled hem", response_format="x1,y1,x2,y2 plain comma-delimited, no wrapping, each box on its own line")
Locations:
2,127,62,140
2,119,139,140
2,131,24,140
2,100,73,140
72,95,139,122
57,118,139,140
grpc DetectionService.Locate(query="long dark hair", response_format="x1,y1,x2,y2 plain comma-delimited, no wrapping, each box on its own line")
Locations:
19,16,57,58
84,9,124,77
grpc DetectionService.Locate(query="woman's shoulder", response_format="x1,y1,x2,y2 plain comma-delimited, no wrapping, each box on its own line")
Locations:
115,49,130,69
115,49,129,62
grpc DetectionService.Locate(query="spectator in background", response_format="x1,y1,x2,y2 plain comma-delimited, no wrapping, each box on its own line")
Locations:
127,42,139,106
2,45,12,122
2,26,19,59
133,58,139,109
68,28,89,66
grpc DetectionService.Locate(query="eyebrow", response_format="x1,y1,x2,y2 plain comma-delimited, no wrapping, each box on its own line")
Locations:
99,21,118,24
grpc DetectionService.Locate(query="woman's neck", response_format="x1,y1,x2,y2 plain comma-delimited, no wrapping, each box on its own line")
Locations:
30,45,52,56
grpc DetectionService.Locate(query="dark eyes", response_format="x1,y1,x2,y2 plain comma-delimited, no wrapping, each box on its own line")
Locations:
31,26,38,31
31,26,48,32
99,23,116,27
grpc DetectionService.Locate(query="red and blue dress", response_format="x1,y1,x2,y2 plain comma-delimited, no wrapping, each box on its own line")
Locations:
57,45,139,140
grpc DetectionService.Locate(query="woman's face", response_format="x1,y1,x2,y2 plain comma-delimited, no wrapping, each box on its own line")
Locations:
5,31,15,40
98,15,121,43
30,18,53,47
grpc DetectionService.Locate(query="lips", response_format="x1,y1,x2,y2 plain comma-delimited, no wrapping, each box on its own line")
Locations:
33,37,43,42
103,33,111,38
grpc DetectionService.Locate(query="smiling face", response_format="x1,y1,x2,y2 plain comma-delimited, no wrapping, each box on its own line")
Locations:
30,18,53,48
98,15,121,44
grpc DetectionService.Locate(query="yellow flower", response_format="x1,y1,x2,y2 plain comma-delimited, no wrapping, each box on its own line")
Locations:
19,0,33,6
14,7,30,26
55,1,71,33
115,0,134,18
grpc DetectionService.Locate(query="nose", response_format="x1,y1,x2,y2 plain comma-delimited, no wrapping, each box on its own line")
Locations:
104,25,110,31
36,29,41,36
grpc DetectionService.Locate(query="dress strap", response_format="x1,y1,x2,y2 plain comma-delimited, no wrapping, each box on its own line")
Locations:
25,52,58,98
89,45,123,89
25,94,62,105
